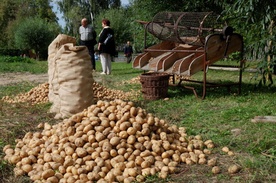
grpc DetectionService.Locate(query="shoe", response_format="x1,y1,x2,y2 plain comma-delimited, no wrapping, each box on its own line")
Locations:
100,72,106,75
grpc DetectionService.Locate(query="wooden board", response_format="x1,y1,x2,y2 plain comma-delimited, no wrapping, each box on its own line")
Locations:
188,54,205,76
161,45,200,72
132,53,145,68
205,33,243,65
251,116,276,123
148,52,172,71
133,41,176,70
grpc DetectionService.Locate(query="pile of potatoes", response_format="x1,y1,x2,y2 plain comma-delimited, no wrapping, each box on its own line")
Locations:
92,82,139,101
3,99,216,183
1,82,139,105
1,83,49,104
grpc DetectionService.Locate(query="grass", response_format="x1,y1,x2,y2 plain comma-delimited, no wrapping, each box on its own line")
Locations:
0,55,275,182
0,56,47,74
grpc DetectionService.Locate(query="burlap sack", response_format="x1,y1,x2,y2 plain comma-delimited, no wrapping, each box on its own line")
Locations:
53,43,94,119
48,34,76,113
48,35,94,119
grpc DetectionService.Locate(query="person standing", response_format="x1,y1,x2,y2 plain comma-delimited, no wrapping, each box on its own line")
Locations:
123,41,133,63
97,19,116,75
79,18,97,70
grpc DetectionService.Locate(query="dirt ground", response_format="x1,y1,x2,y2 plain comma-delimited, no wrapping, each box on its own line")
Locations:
0,73,48,86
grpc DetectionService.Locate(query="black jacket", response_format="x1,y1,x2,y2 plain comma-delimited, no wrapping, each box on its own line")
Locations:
98,27,116,55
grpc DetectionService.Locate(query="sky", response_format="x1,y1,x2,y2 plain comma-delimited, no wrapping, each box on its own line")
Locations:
51,0,130,28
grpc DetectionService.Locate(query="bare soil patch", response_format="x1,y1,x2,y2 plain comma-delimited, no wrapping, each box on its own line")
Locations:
0,73,48,86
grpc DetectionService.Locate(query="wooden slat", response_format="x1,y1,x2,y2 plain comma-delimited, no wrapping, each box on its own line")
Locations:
251,116,276,123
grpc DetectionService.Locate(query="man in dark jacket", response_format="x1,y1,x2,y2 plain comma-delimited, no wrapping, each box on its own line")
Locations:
123,41,133,63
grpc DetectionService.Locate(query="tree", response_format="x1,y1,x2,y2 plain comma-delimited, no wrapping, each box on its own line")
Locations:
221,0,276,85
14,17,59,59
94,8,131,49
0,0,19,47
0,0,58,50
15,0,57,22
56,0,121,35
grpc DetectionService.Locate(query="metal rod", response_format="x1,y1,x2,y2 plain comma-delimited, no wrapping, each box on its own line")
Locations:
152,22,223,32
144,49,204,53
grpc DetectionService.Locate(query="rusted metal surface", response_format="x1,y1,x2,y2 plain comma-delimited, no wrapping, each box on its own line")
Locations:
133,11,244,99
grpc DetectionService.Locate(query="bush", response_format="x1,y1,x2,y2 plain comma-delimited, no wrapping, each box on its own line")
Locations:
0,56,34,63
0,49,21,56
14,17,59,60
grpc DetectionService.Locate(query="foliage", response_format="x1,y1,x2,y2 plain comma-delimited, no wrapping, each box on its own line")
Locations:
56,0,122,35
0,56,34,63
0,0,17,48
14,17,59,60
94,8,133,50
0,49,21,56
15,0,57,22
0,0,58,48
220,0,276,85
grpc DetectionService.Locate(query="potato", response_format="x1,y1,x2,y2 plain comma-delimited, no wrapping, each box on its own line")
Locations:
222,146,230,153
198,158,207,164
102,141,112,152
110,136,120,146
135,156,144,166
228,151,235,156
129,106,137,117
228,164,241,174
126,127,137,135
76,147,87,158
172,154,180,163
159,171,168,179
185,158,194,165
9,155,21,164
124,177,136,183
190,153,198,163
47,176,59,183
141,160,151,168
128,168,137,177
100,151,110,160
21,164,33,173
119,131,129,138
207,158,217,167
95,132,105,142
108,113,116,121
207,142,215,149
127,135,136,144
52,154,64,164
42,169,55,179
105,171,115,182
203,149,212,155
212,166,221,174
43,153,52,162
162,158,170,165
